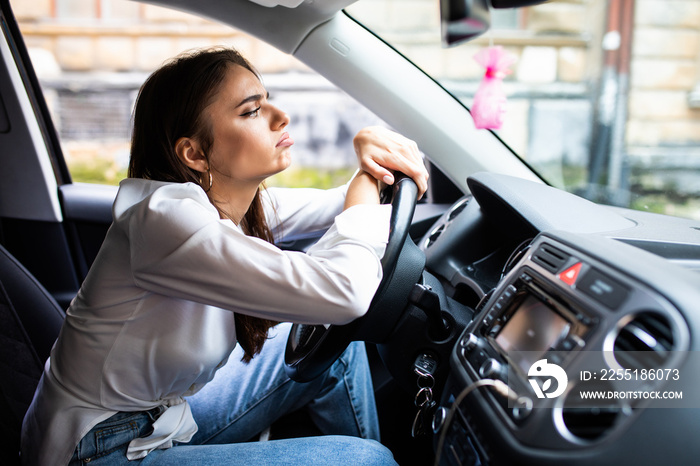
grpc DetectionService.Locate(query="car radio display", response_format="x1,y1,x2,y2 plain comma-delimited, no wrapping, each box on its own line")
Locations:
495,294,570,373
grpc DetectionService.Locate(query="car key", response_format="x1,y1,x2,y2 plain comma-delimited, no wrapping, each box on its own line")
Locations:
414,353,438,380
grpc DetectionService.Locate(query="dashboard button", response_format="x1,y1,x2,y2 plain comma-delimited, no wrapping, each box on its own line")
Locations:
512,397,533,421
479,358,503,379
560,338,574,351
578,268,629,309
558,262,582,286
460,333,479,351
503,285,517,299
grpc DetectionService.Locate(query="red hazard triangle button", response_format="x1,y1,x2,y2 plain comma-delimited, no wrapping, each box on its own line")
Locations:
558,262,582,286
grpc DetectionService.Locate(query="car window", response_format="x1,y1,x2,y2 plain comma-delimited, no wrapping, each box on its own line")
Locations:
12,0,386,190
347,0,700,221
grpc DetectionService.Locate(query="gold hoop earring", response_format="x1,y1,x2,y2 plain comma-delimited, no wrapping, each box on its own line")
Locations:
200,168,213,192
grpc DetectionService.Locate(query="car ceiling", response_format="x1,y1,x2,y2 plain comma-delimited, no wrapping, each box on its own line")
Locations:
143,0,357,54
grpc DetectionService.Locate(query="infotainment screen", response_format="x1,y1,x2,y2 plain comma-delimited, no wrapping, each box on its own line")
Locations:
495,294,570,373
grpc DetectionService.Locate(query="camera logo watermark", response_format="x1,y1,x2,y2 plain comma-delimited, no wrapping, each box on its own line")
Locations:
528,359,568,399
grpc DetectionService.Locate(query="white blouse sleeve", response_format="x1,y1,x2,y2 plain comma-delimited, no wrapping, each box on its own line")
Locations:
263,184,348,242
118,183,391,325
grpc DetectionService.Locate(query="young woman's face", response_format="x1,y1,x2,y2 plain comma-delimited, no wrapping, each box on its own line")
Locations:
204,64,293,187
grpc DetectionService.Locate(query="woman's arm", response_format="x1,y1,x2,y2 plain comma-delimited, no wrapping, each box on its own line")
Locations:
344,170,380,210
123,183,390,325
263,185,347,241
265,168,380,242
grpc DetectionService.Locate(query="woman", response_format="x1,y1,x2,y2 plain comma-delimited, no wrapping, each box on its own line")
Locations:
21,47,428,465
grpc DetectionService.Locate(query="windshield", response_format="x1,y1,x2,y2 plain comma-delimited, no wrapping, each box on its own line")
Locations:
347,0,700,221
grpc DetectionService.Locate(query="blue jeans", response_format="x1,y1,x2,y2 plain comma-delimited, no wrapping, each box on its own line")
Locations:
69,323,396,465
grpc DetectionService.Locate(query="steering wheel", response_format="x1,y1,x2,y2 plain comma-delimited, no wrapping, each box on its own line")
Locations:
284,174,421,383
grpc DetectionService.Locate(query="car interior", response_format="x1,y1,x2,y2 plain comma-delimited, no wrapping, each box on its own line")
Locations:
2,0,700,465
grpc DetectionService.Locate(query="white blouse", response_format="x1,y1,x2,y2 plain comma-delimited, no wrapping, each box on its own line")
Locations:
21,178,391,466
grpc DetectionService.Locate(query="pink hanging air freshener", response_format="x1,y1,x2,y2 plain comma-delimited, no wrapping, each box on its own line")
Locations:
471,46,517,130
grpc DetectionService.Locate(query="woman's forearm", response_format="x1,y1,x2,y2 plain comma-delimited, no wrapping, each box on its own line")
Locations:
344,171,380,210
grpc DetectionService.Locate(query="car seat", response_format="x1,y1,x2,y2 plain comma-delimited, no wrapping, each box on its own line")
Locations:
0,243,65,465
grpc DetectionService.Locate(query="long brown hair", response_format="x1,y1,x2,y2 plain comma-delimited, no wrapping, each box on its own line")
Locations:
129,47,278,363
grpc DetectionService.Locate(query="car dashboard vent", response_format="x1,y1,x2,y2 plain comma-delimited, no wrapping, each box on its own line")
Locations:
424,224,446,249
613,312,675,370
531,244,569,274
561,380,621,441
423,197,470,249
561,313,675,442
446,197,469,221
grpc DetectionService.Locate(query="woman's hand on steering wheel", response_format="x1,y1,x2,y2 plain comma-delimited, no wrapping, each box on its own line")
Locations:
284,171,421,383
353,126,429,199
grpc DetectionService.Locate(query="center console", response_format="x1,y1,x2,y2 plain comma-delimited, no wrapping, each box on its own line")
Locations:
437,232,690,465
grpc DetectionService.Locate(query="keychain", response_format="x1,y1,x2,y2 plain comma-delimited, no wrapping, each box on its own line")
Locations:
411,353,438,437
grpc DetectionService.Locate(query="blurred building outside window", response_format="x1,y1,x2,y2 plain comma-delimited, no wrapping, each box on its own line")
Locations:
12,0,382,189
12,0,700,220
348,0,700,220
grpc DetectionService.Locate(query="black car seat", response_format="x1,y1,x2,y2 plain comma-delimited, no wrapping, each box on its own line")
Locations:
0,243,65,465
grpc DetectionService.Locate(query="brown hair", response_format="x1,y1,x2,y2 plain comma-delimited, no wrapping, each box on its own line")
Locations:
129,47,277,362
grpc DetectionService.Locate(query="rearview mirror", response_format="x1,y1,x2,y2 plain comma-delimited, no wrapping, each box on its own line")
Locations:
440,0,491,47
440,0,551,47
491,0,550,8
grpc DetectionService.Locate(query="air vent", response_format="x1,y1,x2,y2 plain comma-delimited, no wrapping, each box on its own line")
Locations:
447,197,469,221
422,198,471,250
561,404,621,441
424,224,445,248
560,380,622,442
503,238,533,276
531,244,569,274
613,312,674,370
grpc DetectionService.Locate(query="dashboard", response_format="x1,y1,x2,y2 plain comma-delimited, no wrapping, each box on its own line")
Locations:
418,173,700,465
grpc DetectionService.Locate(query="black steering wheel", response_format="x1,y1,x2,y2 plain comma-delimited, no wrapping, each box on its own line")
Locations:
284,174,422,382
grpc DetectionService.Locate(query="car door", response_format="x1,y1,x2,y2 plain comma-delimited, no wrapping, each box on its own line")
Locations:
0,0,114,308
